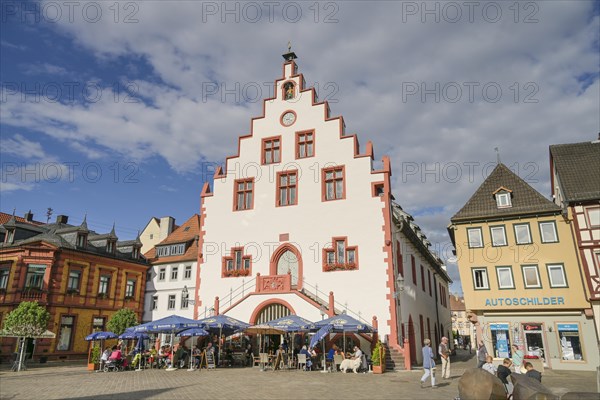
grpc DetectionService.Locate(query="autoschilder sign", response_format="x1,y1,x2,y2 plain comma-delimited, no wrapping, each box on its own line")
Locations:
484,296,565,307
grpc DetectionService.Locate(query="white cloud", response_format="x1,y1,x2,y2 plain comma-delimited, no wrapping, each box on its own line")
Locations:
3,1,599,292
0,134,48,159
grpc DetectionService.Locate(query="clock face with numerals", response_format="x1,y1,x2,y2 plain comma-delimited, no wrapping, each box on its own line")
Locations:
281,111,296,126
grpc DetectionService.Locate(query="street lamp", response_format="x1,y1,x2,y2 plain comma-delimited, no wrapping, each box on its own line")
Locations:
395,274,405,344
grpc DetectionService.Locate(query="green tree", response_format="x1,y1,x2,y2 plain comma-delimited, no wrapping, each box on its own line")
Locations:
3,301,50,337
106,308,138,335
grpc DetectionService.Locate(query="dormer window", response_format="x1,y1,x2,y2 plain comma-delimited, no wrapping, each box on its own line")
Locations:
493,187,513,209
132,247,140,259
5,229,15,244
106,240,115,254
76,233,87,248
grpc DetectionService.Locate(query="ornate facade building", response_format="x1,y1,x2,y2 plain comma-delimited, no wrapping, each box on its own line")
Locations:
0,212,148,361
193,50,451,367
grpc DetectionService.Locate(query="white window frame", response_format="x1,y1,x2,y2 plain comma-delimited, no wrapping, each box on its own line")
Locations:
151,295,158,310
0,268,10,290
586,208,600,227
513,223,532,245
496,266,515,289
170,266,178,281
168,294,176,310
467,228,484,248
522,265,542,288
472,268,489,290
539,221,558,243
547,264,567,288
158,267,166,281
125,279,136,297
181,292,189,309
496,192,512,208
184,265,192,280
490,226,507,247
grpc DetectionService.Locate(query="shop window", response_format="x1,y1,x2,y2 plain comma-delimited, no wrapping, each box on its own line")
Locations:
522,323,545,360
467,228,483,248
92,317,105,332
57,316,75,351
490,323,511,358
557,323,584,361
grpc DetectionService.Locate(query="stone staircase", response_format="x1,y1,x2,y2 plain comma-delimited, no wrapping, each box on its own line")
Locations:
383,343,406,371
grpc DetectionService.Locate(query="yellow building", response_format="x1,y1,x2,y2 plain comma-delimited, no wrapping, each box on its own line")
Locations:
448,163,599,371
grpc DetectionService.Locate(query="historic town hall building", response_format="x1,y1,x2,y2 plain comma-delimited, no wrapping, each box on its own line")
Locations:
194,50,451,366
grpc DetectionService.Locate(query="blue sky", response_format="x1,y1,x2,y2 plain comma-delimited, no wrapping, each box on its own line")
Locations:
1,1,599,293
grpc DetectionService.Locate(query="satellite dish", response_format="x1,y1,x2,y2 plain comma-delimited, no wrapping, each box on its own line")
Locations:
446,256,457,263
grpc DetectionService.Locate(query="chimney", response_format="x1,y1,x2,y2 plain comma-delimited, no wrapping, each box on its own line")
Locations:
159,216,175,240
56,215,69,224
24,210,34,222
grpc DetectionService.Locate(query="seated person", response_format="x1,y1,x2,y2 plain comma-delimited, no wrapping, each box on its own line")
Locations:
244,344,253,367
299,345,313,370
482,355,497,375
339,346,363,373
225,345,234,367
326,345,338,363
524,362,542,382
497,358,514,395
109,345,123,361
100,347,112,366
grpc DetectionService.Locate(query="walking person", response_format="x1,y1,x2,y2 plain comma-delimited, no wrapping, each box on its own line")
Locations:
420,339,437,389
439,336,451,379
476,341,488,368
511,344,524,374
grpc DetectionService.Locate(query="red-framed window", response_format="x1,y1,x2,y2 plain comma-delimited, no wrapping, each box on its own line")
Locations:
411,255,416,285
296,130,314,158
419,314,424,347
277,170,298,206
322,166,345,201
234,178,254,211
323,237,358,272
396,241,403,277
222,247,252,278
420,265,425,291
427,269,432,296
262,136,281,164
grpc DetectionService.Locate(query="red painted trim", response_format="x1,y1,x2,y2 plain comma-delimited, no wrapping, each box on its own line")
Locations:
269,242,303,290
321,236,359,272
200,182,212,198
281,80,296,100
371,181,384,198
321,165,346,202
221,246,252,279
279,110,297,128
295,129,315,159
232,178,255,211
194,203,207,318
248,298,296,325
261,135,282,165
275,170,299,207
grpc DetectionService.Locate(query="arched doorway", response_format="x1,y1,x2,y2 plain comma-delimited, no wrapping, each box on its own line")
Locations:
270,243,303,289
250,300,296,353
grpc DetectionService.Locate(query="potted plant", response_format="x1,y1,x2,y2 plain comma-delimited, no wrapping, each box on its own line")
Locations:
88,344,100,371
371,340,386,374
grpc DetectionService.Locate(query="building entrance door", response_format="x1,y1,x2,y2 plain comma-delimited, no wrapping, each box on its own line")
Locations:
523,323,546,366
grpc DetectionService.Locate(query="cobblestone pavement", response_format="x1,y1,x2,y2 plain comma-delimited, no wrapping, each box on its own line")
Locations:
1,351,598,400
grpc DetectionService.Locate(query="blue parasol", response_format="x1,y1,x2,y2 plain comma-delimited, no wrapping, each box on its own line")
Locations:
85,331,118,341
264,315,316,332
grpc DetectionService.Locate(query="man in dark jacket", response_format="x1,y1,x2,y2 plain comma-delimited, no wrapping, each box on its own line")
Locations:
524,362,542,382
